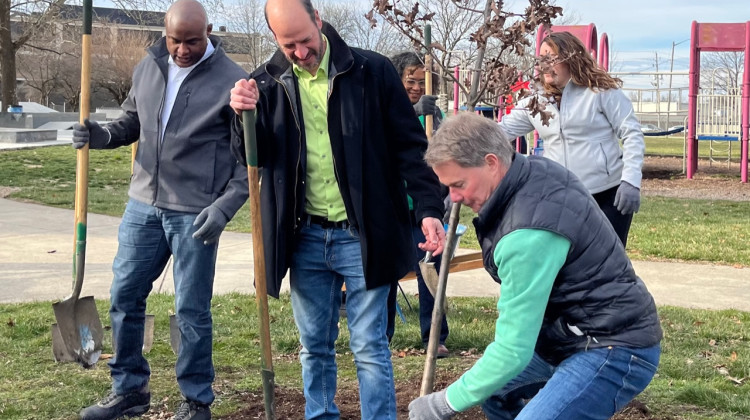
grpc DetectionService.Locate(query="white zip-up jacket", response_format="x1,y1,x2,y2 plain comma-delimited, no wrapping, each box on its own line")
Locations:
498,81,644,194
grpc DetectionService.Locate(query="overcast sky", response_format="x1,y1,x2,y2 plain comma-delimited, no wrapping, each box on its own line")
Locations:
553,0,748,88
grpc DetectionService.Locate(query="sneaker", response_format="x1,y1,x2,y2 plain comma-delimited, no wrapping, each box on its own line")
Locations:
437,344,450,359
172,400,211,420
79,389,150,420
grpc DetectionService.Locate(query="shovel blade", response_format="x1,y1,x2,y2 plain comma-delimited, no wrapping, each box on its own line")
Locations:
51,323,76,362
169,314,181,355
142,314,155,354
112,314,155,354
419,260,439,298
52,295,103,367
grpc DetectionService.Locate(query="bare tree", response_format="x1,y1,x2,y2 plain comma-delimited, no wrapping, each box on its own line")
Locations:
0,0,67,112
91,26,151,105
367,0,563,114
222,0,277,71
16,49,63,104
700,52,745,94
317,0,406,55
56,51,82,111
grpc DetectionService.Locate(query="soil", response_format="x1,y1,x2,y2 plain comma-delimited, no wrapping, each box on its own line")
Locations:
640,155,749,202
210,156,746,419
215,367,668,420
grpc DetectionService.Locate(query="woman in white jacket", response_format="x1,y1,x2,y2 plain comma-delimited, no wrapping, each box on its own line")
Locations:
498,31,644,246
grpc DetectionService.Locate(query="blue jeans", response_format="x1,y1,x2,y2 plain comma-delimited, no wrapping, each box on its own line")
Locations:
481,345,661,419
109,199,217,404
290,223,396,420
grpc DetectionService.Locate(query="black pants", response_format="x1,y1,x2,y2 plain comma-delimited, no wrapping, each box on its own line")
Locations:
592,185,634,247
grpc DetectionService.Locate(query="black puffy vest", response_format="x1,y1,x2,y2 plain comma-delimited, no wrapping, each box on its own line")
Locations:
474,154,662,364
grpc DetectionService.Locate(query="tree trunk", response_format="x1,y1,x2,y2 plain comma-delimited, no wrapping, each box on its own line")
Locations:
466,0,493,112
0,0,18,113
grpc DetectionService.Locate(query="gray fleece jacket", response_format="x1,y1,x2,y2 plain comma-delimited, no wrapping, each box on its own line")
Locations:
103,35,248,218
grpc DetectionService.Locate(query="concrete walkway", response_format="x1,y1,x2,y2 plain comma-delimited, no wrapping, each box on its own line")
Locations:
1,197,749,311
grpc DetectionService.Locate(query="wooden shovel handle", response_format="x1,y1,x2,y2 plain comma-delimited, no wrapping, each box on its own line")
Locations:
72,0,93,299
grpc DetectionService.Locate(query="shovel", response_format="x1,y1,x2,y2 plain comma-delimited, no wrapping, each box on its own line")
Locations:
169,313,180,354
243,110,276,419
51,0,103,368
419,251,447,314
420,201,462,396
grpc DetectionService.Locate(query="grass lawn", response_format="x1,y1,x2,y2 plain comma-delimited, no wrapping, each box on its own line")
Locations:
1,144,750,418
644,135,744,162
2,146,749,267
1,295,750,419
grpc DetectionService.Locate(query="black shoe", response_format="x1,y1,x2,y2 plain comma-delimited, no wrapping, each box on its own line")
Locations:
79,389,150,420
172,400,211,420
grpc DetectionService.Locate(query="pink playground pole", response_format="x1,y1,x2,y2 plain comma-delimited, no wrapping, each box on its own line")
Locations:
598,33,610,71
741,21,749,183
687,21,700,179
453,66,459,115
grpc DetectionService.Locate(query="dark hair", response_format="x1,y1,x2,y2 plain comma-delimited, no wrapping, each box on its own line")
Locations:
390,50,441,92
390,51,423,78
264,0,316,28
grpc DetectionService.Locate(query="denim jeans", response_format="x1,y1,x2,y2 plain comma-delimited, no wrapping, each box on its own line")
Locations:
109,199,217,405
290,223,396,420
481,345,661,420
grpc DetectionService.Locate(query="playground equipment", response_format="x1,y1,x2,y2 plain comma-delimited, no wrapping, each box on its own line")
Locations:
695,68,744,167
686,21,750,183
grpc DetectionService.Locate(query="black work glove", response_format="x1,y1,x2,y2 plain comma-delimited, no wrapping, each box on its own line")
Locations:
413,95,438,116
72,119,111,149
192,205,229,245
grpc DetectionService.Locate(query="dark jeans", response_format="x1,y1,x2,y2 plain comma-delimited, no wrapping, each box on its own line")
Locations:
386,224,449,346
592,185,633,247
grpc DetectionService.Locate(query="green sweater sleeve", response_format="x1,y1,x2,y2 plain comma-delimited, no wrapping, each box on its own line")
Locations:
445,229,571,412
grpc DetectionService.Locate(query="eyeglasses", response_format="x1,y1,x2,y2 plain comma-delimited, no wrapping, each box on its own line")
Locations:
404,78,426,88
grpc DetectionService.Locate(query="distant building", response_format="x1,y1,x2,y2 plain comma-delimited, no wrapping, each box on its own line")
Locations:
9,5,258,110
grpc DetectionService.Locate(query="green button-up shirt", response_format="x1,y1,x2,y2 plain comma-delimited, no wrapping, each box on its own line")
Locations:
293,35,347,222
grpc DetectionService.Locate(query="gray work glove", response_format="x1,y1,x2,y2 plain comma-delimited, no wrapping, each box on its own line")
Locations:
72,119,111,149
192,205,229,245
613,181,641,215
409,389,457,420
413,94,438,116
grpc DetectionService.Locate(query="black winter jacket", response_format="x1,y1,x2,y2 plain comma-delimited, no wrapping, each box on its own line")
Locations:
475,154,662,364
106,36,249,218
231,23,445,298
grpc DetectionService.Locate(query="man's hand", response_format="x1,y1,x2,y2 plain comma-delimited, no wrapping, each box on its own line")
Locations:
230,78,259,115
192,205,229,245
72,119,110,149
613,181,641,215
413,94,438,116
419,217,446,256
408,390,457,420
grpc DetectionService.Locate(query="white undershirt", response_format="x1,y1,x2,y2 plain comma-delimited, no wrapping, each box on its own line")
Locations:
160,40,215,141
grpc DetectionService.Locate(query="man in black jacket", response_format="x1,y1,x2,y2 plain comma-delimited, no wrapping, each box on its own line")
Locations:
74,1,248,419
229,0,446,418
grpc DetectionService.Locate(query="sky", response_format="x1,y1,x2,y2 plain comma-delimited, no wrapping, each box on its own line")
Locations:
553,0,748,89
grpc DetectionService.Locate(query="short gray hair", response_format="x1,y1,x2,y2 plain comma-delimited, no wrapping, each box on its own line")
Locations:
425,112,514,168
